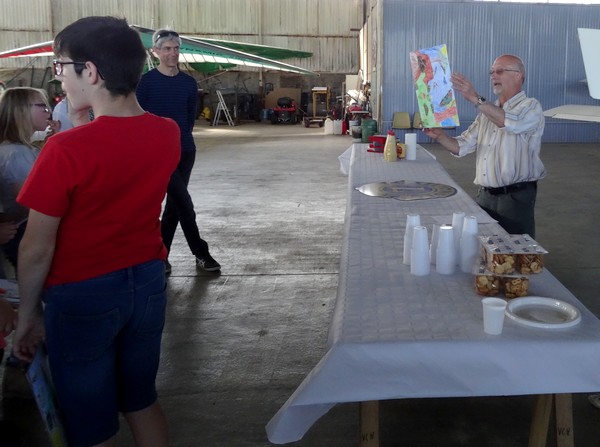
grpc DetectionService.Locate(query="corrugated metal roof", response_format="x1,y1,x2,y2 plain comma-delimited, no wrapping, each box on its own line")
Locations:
0,0,363,74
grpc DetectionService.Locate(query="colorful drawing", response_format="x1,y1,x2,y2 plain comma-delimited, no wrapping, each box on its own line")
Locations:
26,346,68,447
409,44,460,128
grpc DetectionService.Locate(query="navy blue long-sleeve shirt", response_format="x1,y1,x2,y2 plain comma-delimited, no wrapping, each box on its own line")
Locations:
136,68,198,152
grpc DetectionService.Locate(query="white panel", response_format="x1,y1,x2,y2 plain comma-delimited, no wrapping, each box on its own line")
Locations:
346,74,360,90
544,104,600,122
578,28,600,99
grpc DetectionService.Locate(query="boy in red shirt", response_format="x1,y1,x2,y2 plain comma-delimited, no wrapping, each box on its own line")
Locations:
12,16,179,447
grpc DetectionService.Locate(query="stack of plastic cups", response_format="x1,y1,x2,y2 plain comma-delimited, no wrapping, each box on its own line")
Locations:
451,211,465,266
436,225,456,275
403,214,421,265
410,226,430,276
459,215,479,273
405,133,417,160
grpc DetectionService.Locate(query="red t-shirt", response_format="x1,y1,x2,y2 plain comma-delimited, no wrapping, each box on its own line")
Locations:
18,113,180,287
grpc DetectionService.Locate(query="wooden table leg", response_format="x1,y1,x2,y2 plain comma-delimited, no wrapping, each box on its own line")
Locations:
555,393,574,447
529,394,553,447
360,401,379,447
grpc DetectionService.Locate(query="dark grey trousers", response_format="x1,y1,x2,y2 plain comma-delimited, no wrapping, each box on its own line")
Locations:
475,184,537,238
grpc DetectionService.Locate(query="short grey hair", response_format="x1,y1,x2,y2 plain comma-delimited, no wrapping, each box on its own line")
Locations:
152,29,181,48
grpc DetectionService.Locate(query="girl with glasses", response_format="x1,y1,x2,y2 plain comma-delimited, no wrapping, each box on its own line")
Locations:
0,87,51,270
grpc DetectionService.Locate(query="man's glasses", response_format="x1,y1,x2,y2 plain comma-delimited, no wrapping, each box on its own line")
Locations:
489,68,520,76
53,60,86,76
30,103,50,113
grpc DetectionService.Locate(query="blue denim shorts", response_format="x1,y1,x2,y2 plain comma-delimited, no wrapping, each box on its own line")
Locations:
42,259,166,447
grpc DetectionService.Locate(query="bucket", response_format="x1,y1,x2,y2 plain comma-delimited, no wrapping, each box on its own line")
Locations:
361,118,377,143
350,125,362,142
259,109,273,122
333,120,343,135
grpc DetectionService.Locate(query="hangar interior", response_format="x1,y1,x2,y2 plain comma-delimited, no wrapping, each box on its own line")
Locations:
1,0,600,446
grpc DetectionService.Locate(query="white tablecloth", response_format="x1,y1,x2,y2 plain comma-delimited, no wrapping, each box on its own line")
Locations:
266,144,600,444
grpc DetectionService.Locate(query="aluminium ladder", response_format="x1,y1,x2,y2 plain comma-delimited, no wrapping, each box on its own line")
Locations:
212,90,235,127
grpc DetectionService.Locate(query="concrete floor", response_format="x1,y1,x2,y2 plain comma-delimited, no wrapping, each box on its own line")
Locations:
2,121,600,446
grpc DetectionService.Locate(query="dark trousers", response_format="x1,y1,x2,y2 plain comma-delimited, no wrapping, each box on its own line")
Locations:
161,151,209,258
476,183,537,238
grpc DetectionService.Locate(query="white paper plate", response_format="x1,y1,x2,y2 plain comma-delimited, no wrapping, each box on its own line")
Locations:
505,296,581,329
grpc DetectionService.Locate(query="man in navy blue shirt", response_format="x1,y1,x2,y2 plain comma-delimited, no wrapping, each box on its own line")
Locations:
137,28,220,274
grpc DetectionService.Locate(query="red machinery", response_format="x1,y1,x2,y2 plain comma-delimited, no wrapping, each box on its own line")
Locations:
367,135,386,153
271,97,298,124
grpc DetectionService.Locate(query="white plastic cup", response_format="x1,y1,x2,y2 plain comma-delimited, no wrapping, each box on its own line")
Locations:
459,234,480,273
436,225,456,275
405,133,417,160
482,297,508,335
462,215,478,235
403,214,421,265
459,215,479,273
405,214,421,231
410,226,430,276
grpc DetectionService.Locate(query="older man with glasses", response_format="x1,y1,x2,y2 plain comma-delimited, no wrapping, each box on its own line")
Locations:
136,28,221,276
423,54,545,238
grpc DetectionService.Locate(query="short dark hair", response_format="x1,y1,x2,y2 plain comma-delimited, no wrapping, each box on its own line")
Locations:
54,16,147,96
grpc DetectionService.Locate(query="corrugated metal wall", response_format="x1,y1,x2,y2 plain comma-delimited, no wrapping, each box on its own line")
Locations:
0,0,52,70
0,0,51,32
379,0,600,143
0,0,363,74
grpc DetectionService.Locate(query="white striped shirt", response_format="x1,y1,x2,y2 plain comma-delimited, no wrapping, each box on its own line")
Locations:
455,91,546,188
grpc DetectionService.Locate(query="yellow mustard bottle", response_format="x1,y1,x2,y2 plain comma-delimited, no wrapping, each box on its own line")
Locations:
384,130,397,162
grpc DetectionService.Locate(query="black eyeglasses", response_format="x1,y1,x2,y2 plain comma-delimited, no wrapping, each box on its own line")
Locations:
154,30,179,44
30,103,50,113
53,60,86,76
53,59,105,80
489,68,520,76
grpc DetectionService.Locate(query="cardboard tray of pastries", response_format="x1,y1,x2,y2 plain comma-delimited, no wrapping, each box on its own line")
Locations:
473,262,530,299
479,234,548,275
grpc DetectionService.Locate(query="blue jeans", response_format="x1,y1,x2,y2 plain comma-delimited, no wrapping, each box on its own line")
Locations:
42,259,166,447
162,151,210,258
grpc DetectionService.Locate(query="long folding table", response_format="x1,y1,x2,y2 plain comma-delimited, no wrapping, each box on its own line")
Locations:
267,143,600,446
